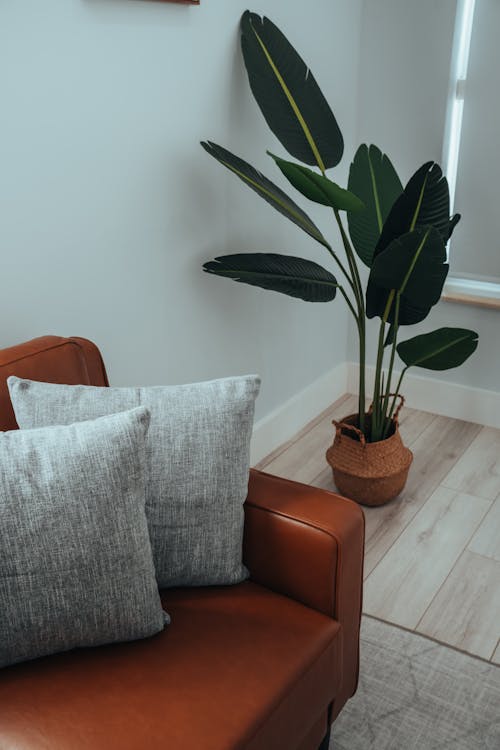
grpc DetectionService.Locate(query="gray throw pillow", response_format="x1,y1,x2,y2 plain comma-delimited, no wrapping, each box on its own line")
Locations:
0,407,166,669
8,375,260,588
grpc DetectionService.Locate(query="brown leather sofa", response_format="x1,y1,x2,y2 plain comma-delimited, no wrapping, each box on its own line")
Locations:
0,336,364,750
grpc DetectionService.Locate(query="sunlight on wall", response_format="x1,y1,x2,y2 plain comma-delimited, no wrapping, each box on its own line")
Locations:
443,0,476,213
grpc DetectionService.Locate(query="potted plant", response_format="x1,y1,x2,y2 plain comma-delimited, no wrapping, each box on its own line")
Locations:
200,11,478,506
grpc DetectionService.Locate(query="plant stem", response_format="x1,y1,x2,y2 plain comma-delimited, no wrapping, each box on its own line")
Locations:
372,289,396,441
358,319,366,434
325,246,358,298
334,210,364,311
315,158,367,434
371,317,386,440
314,163,359,301
333,209,366,433
386,368,407,425
337,285,358,322
381,294,400,437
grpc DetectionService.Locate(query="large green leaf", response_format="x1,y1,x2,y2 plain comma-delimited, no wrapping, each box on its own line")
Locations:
201,142,329,249
448,212,461,240
366,227,448,324
347,144,403,267
375,162,459,258
240,11,343,170
397,328,478,370
269,152,364,212
203,253,338,302
384,323,396,347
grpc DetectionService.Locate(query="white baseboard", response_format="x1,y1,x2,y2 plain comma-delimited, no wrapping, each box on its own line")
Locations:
348,362,500,429
251,361,500,468
251,362,348,465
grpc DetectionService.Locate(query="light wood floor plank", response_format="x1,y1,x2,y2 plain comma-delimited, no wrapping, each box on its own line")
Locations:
254,393,353,472
361,416,482,576
418,550,500,660
396,407,437,447
310,413,481,578
310,405,436,492
492,640,500,665
468,496,500,562
442,426,500,500
363,487,491,628
260,395,358,484
311,465,338,492
256,393,499,660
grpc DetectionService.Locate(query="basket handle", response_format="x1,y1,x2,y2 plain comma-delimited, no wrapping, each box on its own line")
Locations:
390,394,405,425
332,418,366,448
367,394,406,425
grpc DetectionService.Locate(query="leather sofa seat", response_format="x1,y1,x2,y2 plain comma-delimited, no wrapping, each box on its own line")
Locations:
0,337,364,749
0,583,340,750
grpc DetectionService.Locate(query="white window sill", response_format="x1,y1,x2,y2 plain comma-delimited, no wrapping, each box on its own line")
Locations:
442,276,500,310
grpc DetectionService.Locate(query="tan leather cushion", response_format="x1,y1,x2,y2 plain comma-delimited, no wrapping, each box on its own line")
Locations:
0,336,108,432
0,582,340,750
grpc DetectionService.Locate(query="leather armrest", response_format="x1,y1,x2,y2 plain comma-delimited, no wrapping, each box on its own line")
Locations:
243,468,365,711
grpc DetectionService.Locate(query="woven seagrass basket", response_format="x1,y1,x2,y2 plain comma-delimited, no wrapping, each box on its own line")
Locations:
325,397,413,507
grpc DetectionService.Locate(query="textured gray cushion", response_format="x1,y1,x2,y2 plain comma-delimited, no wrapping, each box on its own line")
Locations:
0,407,166,669
8,375,260,588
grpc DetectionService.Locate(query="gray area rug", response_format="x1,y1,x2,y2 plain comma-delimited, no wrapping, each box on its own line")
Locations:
332,616,500,749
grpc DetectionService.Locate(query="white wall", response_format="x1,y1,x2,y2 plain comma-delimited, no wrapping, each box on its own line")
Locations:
0,0,363,421
350,0,500,396
450,0,500,280
356,0,456,173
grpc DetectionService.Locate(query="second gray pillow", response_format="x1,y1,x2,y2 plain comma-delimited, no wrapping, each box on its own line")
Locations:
8,375,260,588
0,407,166,668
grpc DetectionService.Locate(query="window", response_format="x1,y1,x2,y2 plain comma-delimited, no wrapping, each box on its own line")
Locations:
443,0,500,306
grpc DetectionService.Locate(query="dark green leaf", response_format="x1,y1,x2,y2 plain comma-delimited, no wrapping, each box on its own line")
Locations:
375,162,452,258
203,253,338,302
384,323,396,347
347,144,403,267
240,11,343,170
366,227,448,324
448,213,461,239
269,152,364,212
397,328,478,370
201,141,329,249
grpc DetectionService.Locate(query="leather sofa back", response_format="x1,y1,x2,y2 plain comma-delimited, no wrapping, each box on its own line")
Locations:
0,336,108,431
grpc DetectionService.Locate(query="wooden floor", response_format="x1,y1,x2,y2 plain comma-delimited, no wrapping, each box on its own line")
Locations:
255,394,500,664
